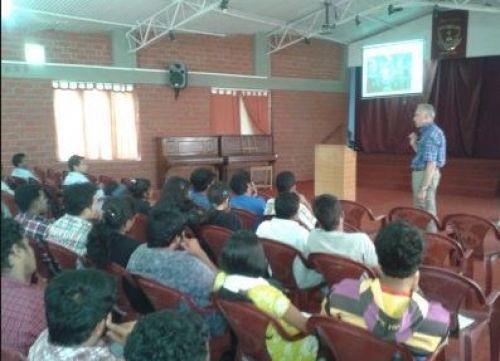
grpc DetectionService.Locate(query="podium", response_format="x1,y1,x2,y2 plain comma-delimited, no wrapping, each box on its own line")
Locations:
314,145,356,200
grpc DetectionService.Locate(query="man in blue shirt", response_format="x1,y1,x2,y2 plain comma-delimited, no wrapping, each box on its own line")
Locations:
408,104,446,228
189,167,216,210
229,170,266,217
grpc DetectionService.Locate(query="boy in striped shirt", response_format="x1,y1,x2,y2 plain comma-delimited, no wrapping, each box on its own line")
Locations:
324,221,450,357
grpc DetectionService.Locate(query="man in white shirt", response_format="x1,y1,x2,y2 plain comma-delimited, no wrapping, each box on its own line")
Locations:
10,153,39,182
305,194,378,268
263,171,316,230
63,155,91,186
257,191,322,289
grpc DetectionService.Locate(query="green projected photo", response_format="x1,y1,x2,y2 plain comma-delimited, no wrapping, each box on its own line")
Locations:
362,40,423,98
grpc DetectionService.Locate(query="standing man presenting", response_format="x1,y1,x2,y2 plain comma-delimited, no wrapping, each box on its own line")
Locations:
408,104,446,230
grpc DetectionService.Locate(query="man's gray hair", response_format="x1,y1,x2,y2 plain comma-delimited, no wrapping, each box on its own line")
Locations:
417,103,435,119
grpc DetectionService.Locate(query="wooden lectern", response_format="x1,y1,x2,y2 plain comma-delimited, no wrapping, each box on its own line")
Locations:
314,145,356,200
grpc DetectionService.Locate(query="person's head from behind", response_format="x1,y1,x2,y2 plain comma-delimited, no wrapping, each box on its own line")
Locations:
102,196,136,233
413,103,435,128
161,176,190,204
1,218,36,280
62,183,98,218
14,183,48,215
275,191,300,220
12,153,26,168
128,178,151,200
219,230,268,278
375,221,425,287
312,194,342,231
45,269,117,347
124,310,209,361
68,155,87,173
276,171,296,193
207,182,231,210
147,205,187,249
190,168,216,193
229,170,251,196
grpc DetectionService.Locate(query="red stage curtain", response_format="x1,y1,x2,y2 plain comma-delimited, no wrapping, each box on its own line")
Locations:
209,90,240,134
356,56,500,158
241,91,270,134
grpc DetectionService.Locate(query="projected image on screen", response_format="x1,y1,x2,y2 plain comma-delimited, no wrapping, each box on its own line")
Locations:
362,40,423,98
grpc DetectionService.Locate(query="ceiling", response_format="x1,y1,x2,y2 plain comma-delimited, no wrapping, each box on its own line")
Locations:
3,0,500,52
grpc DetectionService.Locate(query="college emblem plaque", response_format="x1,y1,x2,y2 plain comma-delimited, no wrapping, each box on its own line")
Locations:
432,10,468,59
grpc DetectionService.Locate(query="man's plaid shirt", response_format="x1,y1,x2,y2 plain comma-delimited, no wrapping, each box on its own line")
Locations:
44,214,92,256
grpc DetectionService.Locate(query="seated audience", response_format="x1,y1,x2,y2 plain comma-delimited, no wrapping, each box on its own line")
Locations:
86,196,141,269
305,194,378,268
158,176,196,212
62,155,91,186
1,164,14,195
264,171,316,230
325,221,450,357
124,310,209,361
45,183,98,256
189,167,216,210
28,269,136,360
126,205,226,336
256,192,322,289
14,184,60,276
205,181,243,231
127,178,151,215
10,153,39,182
1,218,46,355
157,176,204,230
103,180,129,198
229,170,266,217
214,230,318,361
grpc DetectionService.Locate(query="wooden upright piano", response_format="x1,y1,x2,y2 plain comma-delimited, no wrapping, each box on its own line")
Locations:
156,136,224,187
220,135,278,181
156,135,277,186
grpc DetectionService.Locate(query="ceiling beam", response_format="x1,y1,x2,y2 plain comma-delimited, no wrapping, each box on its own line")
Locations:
125,0,221,52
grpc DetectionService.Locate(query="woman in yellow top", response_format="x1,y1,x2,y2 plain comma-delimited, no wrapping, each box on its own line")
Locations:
213,230,318,361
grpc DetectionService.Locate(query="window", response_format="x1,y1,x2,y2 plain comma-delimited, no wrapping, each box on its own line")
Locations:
53,84,139,161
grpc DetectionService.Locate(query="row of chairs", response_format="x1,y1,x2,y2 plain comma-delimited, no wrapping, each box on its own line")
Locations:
38,239,500,361
341,200,500,296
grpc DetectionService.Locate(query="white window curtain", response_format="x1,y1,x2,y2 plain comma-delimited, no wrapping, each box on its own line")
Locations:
53,88,139,161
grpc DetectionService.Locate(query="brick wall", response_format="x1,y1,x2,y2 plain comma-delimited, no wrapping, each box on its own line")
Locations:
137,34,254,75
1,30,112,65
1,30,346,188
271,39,344,80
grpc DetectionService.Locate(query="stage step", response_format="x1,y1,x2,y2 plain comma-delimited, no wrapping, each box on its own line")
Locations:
357,153,500,198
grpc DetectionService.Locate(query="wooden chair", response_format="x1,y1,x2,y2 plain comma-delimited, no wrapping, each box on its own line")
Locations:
423,232,474,276
340,199,385,235
133,274,229,361
1,190,18,216
45,242,78,269
308,253,376,288
215,296,310,361
419,265,495,361
33,166,46,183
307,316,415,361
1,347,27,361
490,292,500,361
46,169,63,188
197,225,233,264
260,238,323,312
388,206,442,232
442,213,500,295
233,208,258,230
126,214,148,243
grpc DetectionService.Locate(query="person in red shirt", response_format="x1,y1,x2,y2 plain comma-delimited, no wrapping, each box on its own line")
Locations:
1,217,46,355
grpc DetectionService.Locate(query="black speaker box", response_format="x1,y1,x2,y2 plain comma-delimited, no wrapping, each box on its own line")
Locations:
167,62,188,89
